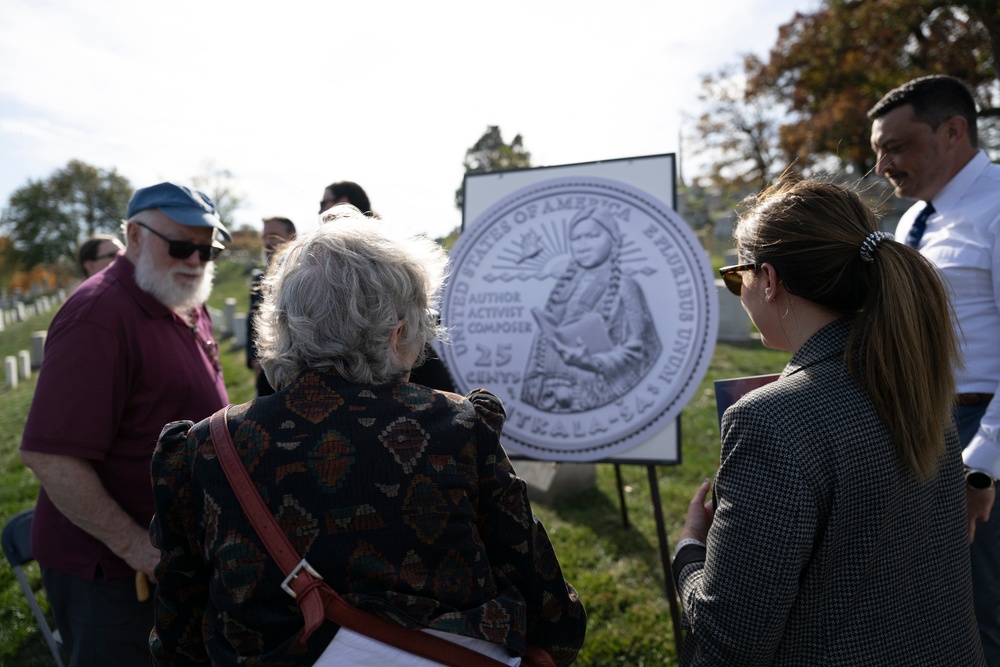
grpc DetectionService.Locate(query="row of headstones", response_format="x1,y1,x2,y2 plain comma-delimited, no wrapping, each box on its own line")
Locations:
2,289,71,388
4,331,48,389
0,292,65,332
4,298,250,390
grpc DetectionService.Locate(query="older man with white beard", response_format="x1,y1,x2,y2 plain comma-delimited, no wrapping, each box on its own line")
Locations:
20,182,230,667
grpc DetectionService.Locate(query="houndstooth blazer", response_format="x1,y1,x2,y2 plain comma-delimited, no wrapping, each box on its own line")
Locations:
676,317,985,666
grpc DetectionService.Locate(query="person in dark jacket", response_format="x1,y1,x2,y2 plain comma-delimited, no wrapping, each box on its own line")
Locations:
247,215,296,396
675,180,984,666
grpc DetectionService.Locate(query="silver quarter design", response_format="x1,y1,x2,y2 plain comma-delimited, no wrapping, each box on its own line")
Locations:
439,176,717,461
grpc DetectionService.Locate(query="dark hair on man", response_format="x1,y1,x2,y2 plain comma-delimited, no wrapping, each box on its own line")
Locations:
867,75,979,147
77,234,123,275
325,181,371,214
262,216,296,236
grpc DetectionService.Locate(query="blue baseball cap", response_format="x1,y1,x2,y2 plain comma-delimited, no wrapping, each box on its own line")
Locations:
126,182,232,242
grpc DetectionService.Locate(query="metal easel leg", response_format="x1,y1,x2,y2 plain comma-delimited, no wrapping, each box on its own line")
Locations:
647,464,684,656
613,464,630,529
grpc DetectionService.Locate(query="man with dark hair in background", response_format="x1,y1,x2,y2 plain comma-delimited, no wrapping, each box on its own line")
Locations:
77,234,124,278
870,74,1000,664
320,180,372,215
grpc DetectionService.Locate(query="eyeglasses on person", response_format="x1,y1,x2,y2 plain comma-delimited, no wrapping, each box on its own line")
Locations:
718,263,759,296
135,221,225,262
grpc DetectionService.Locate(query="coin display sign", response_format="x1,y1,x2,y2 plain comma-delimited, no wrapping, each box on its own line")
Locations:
439,176,717,461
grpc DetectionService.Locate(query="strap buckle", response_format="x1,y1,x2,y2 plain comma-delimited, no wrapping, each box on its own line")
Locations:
281,558,323,598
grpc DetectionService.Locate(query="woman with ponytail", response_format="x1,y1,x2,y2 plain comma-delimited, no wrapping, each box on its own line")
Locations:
673,180,984,666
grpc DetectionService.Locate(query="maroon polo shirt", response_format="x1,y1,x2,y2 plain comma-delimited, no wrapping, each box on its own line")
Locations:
21,256,228,580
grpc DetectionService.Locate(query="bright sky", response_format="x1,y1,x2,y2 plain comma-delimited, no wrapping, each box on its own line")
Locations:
0,0,818,242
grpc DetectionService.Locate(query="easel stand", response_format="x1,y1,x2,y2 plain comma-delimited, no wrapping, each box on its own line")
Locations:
612,462,684,657
512,419,686,658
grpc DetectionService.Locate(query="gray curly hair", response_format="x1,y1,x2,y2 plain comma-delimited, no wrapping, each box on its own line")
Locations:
255,206,449,388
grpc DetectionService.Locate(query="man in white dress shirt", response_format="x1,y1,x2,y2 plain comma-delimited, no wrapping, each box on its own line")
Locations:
870,74,1000,665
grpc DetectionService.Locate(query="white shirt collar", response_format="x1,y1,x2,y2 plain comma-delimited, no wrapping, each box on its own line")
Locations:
932,150,992,215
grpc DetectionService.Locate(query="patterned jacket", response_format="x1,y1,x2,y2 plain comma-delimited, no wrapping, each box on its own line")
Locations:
149,372,586,666
675,317,984,666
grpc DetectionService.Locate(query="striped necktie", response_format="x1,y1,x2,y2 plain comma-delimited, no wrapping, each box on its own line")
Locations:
905,202,935,249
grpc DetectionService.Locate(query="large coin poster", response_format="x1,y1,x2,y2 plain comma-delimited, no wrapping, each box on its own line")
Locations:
439,166,717,462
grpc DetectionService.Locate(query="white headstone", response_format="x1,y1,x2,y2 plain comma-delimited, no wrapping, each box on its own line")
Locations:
233,313,248,349
5,356,17,389
715,279,753,343
513,461,596,505
716,249,753,343
31,331,47,369
18,350,31,380
209,307,223,333
224,298,237,337
14,302,25,322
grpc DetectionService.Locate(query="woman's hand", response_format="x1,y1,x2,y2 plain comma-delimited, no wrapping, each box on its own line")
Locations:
679,478,715,543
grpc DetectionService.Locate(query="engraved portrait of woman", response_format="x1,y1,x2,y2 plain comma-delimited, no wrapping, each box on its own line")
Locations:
521,206,662,412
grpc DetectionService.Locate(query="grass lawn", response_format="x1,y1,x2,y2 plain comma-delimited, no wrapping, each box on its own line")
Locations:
0,259,789,666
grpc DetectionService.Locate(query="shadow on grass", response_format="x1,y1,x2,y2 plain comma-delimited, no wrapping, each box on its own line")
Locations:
535,476,682,665
550,483,661,567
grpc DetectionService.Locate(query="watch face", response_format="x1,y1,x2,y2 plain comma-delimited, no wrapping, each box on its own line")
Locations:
967,471,995,490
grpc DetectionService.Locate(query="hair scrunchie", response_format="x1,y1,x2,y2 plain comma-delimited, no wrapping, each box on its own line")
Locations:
859,231,894,262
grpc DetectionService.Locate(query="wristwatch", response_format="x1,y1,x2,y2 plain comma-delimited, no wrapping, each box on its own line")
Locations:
966,468,996,490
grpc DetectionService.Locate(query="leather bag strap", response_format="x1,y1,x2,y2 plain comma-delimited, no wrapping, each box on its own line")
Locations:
207,407,509,667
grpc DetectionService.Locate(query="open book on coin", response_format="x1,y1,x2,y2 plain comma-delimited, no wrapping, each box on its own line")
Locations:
531,308,614,354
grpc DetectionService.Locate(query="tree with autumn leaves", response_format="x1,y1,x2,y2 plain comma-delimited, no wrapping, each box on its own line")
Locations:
0,160,133,281
691,0,999,194
1,160,248,292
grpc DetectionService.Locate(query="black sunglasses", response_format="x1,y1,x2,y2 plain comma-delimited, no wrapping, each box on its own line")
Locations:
135,222,224,262
719,263,758,296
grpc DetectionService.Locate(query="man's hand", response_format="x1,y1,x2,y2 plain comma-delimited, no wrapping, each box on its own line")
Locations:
118,525,160,580
967,486,995,544
20,450,158,579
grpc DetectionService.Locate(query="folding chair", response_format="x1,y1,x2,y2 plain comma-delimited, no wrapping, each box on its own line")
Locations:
1,509,65,667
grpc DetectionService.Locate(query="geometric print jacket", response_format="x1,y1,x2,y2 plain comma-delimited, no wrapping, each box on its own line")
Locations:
676,317,984,666
149,371,587,666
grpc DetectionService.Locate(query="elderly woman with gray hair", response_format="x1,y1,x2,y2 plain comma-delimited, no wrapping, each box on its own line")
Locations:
148,206,586,666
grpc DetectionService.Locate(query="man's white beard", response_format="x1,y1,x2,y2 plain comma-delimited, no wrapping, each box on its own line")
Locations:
134,246,215,311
